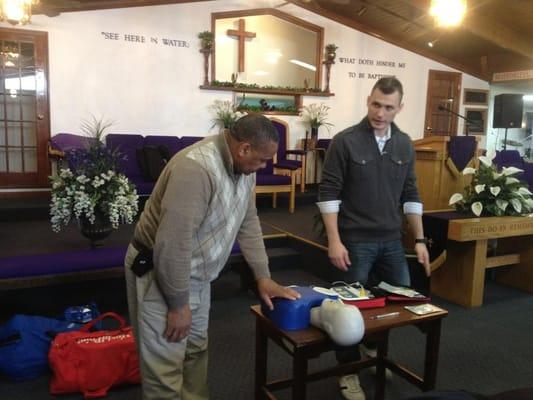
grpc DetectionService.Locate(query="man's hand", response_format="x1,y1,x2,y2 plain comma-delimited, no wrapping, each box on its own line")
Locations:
164,304,191,342
328,240,351,271
257,277,301,310
415,243,431,277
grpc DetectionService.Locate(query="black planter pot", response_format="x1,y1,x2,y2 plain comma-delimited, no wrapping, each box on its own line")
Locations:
79,212,113,249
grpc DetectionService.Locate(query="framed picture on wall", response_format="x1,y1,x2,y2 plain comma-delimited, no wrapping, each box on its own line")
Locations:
463,88,489,106
464,108,487,135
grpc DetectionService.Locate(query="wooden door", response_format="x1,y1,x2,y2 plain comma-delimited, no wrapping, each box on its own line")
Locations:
424,70,462,137
0,28,50,189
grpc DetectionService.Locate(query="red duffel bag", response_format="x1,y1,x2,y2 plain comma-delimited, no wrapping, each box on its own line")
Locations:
49,312,141,398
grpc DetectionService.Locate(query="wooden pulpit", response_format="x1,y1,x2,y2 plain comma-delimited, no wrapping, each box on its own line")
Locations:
413,136,480,210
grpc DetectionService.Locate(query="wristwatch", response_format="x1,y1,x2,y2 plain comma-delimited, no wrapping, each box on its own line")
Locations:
414,238,428,244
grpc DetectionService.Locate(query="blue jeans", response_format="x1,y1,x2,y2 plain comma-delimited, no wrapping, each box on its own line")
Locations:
335,239,410,365
341,239,410,287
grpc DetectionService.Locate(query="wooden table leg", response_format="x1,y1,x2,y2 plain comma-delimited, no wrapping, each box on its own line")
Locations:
255,319,268,400
374,332,389,400
422,319,442,391
431,238,488,307
292,349,308,400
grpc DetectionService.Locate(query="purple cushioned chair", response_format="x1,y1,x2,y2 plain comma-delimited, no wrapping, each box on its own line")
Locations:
255,159,295,213
180,136,204,149
316,139,331,151
106,133,153,195
523,162,533,190
496,150,523,170
50,133,91,154
144,135,183,157
49,133,93,168
270,118,305,193
494,149,533,189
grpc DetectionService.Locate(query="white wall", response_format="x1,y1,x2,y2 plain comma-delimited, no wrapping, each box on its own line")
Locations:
4,0,489,149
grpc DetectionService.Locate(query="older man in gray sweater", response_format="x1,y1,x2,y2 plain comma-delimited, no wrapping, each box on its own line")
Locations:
125,114,299,400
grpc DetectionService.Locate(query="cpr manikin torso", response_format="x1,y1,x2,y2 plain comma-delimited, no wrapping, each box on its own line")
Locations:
310,299,365,346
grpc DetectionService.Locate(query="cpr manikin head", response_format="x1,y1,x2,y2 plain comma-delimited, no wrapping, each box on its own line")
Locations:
310,299,365,346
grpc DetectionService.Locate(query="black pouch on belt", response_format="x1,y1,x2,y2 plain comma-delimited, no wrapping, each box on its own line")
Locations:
131,247,154,277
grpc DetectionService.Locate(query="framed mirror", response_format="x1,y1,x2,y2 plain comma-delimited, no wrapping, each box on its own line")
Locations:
212,9,323,90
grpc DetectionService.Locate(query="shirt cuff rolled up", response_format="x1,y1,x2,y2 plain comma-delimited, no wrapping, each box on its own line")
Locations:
403,201,423,215
316,200,342,214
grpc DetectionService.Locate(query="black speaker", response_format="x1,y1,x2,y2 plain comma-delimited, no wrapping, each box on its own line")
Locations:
493,94,524,128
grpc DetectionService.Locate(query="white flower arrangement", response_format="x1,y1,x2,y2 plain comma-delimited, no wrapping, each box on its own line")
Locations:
209,99,246,130
299,102,333,131
449,150,533,217
49,118,139,232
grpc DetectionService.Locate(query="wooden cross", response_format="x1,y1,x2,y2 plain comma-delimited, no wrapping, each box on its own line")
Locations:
227,19,256,73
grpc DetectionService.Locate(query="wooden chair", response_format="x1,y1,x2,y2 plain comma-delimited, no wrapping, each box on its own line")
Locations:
255,159,295,213
270,117,307,192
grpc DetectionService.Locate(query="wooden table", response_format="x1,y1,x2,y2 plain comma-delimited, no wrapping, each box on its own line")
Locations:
251,303,448,400
427,214,533,307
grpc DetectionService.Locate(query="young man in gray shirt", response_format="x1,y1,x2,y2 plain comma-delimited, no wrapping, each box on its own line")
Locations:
318,77,430,400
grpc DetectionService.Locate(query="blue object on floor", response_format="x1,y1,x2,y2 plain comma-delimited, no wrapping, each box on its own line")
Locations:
0,315,82,381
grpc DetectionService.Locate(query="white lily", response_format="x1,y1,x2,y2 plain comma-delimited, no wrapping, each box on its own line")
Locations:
490,186,501,196
518,187,532,196
449,193,463,205
462,167,476,175
525,198,533,210
475,184,485,194
479,149,496,167
471,202,483,216
510,198,522,213
492,171,503,179
505,177,520,185
502,166,524,176
496,199,508,211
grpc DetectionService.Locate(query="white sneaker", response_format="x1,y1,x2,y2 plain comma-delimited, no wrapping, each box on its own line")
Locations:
361,344,393,379
338,374,366,400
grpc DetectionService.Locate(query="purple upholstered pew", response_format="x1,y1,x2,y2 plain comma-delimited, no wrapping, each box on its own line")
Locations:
0,243,242,289
0,246,127,280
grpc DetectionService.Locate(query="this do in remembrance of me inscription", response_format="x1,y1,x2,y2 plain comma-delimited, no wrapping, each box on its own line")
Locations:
468,219,533,236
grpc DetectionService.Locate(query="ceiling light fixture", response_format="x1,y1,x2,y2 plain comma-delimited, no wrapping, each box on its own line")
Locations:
429,0,466,28
427,38,439,48
0,0,38,26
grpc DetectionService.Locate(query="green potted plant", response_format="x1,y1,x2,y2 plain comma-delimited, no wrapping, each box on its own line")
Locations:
198,30,214,52
299,103,333,147
449,150,533,216
49,117,139,247
325,43,338,61
209,100,246,131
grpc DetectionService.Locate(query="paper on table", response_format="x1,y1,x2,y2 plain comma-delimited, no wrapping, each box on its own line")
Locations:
404,304,444,315
378,281,426,298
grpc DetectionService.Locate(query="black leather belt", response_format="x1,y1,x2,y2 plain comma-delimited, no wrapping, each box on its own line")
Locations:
131,237,151,253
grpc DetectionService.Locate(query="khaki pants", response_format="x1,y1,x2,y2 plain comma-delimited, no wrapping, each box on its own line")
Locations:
125,244,210,400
